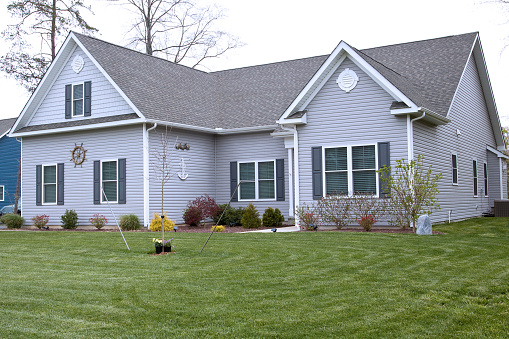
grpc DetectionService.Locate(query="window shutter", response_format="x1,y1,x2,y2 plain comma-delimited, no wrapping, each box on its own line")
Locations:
118,158,126,204
312,147,323,200
94,160,100,204
36,165,42,206
230,161,238,202
377,142,390,198
84,81,92,116
276,159,285,201
57,163,64,205
65,84,72,119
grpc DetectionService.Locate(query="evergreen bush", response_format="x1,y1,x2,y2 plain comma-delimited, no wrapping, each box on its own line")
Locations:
60,209,78,229
212,204,245,226
1,214,24,229
262,207,284,227
241,203,261,228
119,214,141,231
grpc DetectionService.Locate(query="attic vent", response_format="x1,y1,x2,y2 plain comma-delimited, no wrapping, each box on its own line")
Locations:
72,55,84,74
336,68,359,93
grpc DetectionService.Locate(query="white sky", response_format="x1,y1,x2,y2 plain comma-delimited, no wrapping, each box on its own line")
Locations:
0,0,508,125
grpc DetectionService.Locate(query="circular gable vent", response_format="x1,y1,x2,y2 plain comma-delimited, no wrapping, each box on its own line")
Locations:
72,55,84,74
336,68,359,93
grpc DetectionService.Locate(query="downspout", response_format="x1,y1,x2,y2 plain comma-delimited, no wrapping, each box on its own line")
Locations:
280,124,299,220
143,123,157,227
499,157,504,200
407,112,426,161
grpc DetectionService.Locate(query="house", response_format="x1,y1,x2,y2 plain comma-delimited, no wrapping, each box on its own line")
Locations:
8,31,507,227
0,118,21,210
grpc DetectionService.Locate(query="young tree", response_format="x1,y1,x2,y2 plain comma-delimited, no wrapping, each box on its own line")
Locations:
0,0,98,92
378,155,442,231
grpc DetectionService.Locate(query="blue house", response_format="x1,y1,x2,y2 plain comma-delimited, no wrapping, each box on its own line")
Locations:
0,118,21,209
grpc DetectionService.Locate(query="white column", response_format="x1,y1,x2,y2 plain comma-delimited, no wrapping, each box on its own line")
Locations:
499,157,504,200
288,148,294,217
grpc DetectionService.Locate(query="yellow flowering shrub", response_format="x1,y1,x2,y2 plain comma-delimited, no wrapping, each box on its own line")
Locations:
149,212,175,232
211,225,225,232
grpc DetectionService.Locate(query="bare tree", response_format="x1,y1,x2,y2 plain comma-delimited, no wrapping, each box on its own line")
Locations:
0,0,97,92
112,0,241,69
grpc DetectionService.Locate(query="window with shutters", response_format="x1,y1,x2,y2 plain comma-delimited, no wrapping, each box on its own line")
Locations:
101,160,118,203
72,83,84,116
238,160,276,200
324,144,378,196
43,164,57,204
0,185,4,201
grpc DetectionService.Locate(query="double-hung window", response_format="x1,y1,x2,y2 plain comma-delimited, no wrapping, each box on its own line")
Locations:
102,160,118,202
473,160,478,197
0,185,4,201
73,83,84,116
325,144,377,196
451,154,458,185
43,165,57,204
239,160,275,200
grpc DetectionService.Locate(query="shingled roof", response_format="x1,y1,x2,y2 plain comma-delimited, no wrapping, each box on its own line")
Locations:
0,118,16,137
68,32,478,129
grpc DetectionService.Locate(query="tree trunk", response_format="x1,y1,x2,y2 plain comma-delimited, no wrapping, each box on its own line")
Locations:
51,0,57,60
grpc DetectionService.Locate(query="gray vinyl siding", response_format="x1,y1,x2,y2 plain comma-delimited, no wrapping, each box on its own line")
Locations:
297,57,408,204
21,125,144,226
413,54,502,222
215,132,290,218
148,127,216,223
28,46,134,126
487,150,501,207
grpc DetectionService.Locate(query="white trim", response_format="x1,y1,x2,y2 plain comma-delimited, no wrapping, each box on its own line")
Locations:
451,153,458,186
473,159,478,198
72,82,85,117
100,159,118,204
0,130,10,139
486,145,509,159
238,159,277,201
42,164,58,205
143,124,149,227
483,161,488,197
0,185,4,202
500,158,505,200
287,148,294,217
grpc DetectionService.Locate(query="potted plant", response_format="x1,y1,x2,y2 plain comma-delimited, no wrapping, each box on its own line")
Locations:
152,237,173,253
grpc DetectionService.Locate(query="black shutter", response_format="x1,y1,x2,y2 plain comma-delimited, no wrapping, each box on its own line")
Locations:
378,142,390,198
230,161,238,202
36,165,42,206
57,163,64,205
276,159,285,201
65,84,72,119
94,160,100,204
312,147,323,200
118,158,126,204
84,81,92,116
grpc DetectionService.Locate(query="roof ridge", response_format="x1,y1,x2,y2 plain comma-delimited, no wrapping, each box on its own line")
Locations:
211,54,328,74
360,32,478,52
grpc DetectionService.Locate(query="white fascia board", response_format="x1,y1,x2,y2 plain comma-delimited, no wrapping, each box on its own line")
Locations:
216,125,277,134
71,33,145,120
487,145,509,159
392,107,451,125
146,119,276,135
9,118,145,137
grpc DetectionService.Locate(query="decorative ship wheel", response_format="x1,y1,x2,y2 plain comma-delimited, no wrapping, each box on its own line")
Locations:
71,143,87,167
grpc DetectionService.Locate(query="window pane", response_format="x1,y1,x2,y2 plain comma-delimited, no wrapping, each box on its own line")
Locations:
103,181,117,202
44,166,56,184
326,171,348,195
73,100,83,116
73,84,83,99
453,169,458,183
239,163,255,181
102,161,117,181
259,180,275,199
353,170,377,194
0,186,4,201
325,148,347,171
352,145,375,170
44,184,56,203
240,182,255,199
258,161,274,180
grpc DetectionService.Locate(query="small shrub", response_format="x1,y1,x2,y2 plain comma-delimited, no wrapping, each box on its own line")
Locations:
357,215,377,232
213,204,245,226
241,203,261,229
183,205,203,226
317,195,351,229
262,207,284,227
295,203,320,230
119,214,141,231
1,213,24,229
61,209,78,229
31,214,49,229
350,194,386,232
149,212,175,231
211,225,225,232
89,213,108,229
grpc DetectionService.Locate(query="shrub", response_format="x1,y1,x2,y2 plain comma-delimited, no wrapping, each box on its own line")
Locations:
317,195,352,229
1,214,24,229
89,213,108,229
212,204,245,226
183,205,203,226
295,203,320,230
31,214,49,229
185,194,220,225
119,214,141,231
350,194,387,232
357,215,377,232
149,212,175,231
211,225,225,232
61,209,78,229
241,203,261,229
262,207,284,227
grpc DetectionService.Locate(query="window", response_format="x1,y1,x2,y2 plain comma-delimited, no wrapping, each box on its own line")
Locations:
325,144,377,196
102,160,118,202
73,83,84,116
239,160,275,200
483,162,488,196
473,160,478,197
0,186,4,201
451,154,458,185
43,165,57,204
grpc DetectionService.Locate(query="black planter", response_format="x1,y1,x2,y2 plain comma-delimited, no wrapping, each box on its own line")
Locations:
155,246,172,254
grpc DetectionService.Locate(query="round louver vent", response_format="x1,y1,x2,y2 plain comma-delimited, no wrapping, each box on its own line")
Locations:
336,68,359,92
72,55,84,74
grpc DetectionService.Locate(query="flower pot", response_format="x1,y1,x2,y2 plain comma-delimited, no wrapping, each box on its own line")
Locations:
155,246,172,254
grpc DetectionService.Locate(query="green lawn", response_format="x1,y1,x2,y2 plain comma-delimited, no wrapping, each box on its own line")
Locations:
0,219,508,338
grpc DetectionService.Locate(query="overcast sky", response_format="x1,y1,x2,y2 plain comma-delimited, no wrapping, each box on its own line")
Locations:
0,0,508,125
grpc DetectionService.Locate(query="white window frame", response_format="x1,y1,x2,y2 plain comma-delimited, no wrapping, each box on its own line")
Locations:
451,153,458,185
72,82,84,117
238,159,276,201
101,159,118,203
323,143,379,197
483,162,488,197
0,185,4,202
473,159,478,197
42,164,58,205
